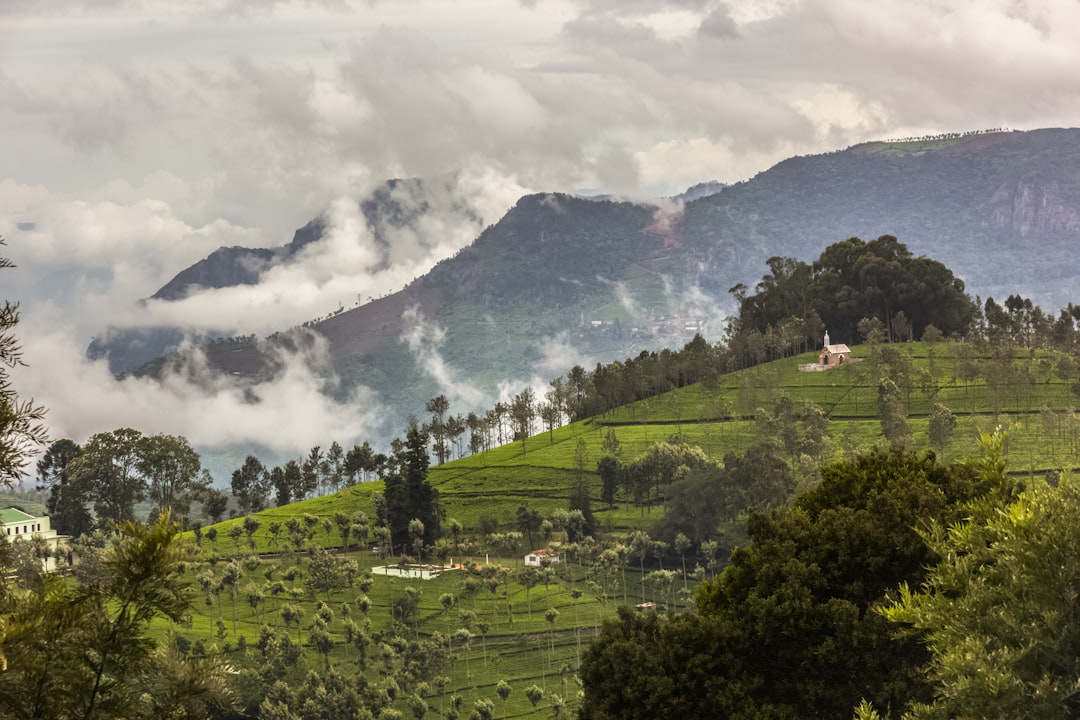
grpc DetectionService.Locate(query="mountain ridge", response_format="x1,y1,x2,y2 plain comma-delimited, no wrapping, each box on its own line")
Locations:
96,128,1080,438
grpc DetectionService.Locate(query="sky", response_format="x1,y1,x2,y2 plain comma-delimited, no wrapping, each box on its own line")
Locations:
3,0,1080,470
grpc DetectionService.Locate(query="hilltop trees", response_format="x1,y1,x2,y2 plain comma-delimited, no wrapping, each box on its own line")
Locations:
45,430,210,531
727,235,977,357
232,454,271,514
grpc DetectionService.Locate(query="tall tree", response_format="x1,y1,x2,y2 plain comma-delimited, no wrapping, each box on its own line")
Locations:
0,237,48,485
301,446,322,499
231,454,270,514
425,395,451,464
36,438,93,537
510,387,535,454
384,421,441,551
68,428,146,527
324,441,345,493
138,433,206,520
344,442,375,484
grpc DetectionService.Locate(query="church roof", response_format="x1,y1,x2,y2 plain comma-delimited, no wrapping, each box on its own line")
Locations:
824,344,851,354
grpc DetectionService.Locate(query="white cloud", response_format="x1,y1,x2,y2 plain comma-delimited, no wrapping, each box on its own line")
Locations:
401,306,488,409
13,326,382,457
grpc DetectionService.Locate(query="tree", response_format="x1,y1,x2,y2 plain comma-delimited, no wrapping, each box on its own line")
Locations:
301,446,322,499
927,402,956,454
578,608,728,720
425,395,451,465
138,433,205,520
270,465,291,507
345,442,375,484
334,511,354,554
525,685,545,708
36,438,92,537
324,441,345,493
68,428,146,526
0,514,236,719
510,387,535,454
231,454,270,514
203,488,229,523
242,515,261,551
384,421,442,552
881,471,1080,718
878,377,911,446
596,455,621,509
0,238,48,485
409,518,425,561
516,505,543,549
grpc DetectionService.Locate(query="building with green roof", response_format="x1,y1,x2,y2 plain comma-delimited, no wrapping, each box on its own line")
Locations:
2,506,69,572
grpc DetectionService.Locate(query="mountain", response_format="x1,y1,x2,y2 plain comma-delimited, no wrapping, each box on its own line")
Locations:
86,176,479,375
97,128,1080,437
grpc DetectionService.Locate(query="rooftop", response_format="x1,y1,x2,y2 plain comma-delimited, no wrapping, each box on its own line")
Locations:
0,507,37,524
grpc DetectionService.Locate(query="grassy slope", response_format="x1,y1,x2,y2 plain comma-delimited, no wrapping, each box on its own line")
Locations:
184,339,1079,717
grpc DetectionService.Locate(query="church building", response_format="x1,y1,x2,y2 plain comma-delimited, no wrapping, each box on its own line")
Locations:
818,331,852,367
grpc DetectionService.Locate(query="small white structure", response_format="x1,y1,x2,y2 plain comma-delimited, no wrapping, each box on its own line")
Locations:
1,507,69,572
799,331,856,372
818,330,852,367
524,548,560,567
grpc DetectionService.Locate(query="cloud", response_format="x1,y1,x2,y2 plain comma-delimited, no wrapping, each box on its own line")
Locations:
401,306,488,409
12,325,384,462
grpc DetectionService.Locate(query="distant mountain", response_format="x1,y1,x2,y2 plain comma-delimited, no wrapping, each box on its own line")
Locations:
87,176,477,375
97,128,1080,438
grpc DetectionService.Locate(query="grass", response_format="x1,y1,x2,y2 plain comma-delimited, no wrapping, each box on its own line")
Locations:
182,338,1080,716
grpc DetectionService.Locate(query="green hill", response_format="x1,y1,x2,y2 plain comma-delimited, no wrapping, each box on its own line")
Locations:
171,336,1080,717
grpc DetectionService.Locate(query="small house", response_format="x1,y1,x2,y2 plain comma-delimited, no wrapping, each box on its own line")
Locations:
524,548,560,567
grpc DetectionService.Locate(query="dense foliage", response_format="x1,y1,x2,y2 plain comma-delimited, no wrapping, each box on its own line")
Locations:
0,515,235,719
728,235,977,360
580,447,994,720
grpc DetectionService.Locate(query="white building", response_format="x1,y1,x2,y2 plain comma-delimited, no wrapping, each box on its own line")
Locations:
1,507,69,572
524,548,560,567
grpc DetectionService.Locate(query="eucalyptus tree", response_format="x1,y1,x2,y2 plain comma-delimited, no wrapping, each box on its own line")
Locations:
68,427,146,526
138,432,206,519
230,454,270,514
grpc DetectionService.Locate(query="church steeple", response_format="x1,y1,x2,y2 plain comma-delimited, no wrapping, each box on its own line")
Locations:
824,330,830,348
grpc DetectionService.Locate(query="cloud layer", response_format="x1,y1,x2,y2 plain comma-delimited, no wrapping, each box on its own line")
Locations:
3,0,1080,461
